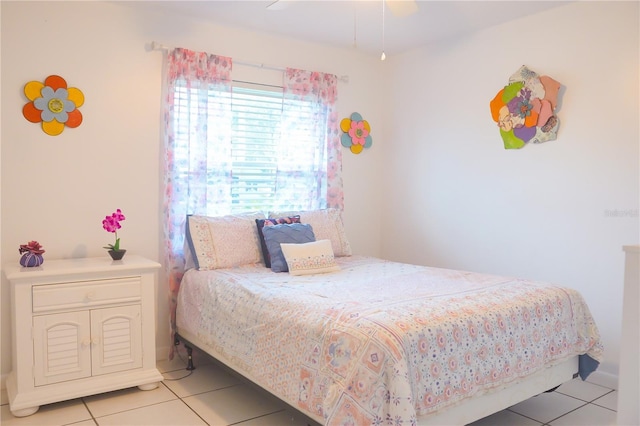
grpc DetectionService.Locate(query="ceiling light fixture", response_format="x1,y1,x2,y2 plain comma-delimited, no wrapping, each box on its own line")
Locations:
381,0,386,61
353,5,358,49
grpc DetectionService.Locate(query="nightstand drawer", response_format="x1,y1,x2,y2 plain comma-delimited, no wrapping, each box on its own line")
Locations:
32,277,141,313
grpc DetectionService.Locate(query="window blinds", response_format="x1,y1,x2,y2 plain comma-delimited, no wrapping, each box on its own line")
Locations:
173,80,323,214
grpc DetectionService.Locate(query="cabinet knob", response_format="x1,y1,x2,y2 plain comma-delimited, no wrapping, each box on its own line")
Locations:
81,339,91,347
85,292,95,301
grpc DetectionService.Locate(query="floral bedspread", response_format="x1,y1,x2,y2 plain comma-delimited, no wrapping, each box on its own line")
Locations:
176,256,602,425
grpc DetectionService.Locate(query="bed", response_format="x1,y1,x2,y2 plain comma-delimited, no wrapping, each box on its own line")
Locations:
171,209,603,425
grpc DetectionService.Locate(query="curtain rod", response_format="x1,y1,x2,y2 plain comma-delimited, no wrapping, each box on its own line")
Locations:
150,41,349,83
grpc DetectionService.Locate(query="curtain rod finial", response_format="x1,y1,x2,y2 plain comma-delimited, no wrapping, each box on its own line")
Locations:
149,41,169,52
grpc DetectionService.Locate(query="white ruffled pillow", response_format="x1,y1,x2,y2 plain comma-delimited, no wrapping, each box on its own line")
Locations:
281,239,340,276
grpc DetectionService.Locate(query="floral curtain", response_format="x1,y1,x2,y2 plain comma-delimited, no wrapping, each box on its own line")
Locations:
281,68,344,210
162,48,233,358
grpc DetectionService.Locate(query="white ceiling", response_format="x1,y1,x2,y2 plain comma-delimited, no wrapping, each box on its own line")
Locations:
127,1,570,58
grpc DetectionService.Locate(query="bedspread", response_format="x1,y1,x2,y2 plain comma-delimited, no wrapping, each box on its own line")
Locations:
176,256,603,425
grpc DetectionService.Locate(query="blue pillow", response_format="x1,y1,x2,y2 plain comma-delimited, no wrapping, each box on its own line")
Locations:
255,215,301,268
262,223,315,272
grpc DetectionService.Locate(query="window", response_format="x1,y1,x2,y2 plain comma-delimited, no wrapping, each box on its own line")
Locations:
171,80,331,214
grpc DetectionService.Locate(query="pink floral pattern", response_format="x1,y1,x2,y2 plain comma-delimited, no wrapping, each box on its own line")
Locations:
163,48,233,358
187,212,265,270
176,256,603,424
283,68,343,210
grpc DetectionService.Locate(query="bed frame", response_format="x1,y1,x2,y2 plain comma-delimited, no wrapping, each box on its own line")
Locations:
174,330,579,425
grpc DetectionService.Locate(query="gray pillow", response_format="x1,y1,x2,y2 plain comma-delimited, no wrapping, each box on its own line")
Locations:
262,223,315,272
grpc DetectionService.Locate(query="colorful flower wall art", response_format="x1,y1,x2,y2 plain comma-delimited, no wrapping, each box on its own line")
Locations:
22,75,84,136
490,66,561,149
340,112,372,154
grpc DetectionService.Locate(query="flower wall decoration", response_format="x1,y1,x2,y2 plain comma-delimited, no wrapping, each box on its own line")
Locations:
340,112,372,154
490,66,562,149
23,75,84,136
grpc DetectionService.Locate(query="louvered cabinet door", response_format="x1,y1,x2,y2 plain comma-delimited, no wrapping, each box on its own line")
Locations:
33,311,92,386
90,305,143,376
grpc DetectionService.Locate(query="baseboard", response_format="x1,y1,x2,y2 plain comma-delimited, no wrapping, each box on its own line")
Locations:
156,345,171,362
1,372,8,405
586,369,618,390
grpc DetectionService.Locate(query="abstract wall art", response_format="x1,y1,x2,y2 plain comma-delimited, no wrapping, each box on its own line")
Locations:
490,66,562,149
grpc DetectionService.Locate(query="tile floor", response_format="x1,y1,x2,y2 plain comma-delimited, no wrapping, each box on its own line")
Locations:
1,347,618,426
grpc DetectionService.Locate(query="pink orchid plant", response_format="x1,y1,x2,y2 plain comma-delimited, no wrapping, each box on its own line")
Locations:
102,209,126,251
19,240,45,255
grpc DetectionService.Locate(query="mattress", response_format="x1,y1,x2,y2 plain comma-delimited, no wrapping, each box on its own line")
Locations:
176,256,603,424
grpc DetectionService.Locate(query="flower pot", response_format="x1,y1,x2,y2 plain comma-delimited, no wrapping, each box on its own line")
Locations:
20,252,44,267
108,249,126,261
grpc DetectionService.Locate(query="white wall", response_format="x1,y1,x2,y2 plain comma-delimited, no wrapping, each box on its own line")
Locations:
2,0,636,390
0,1,385,381
381,1,639,381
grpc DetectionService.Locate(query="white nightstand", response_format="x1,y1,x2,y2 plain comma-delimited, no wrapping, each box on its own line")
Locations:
3,255,163,417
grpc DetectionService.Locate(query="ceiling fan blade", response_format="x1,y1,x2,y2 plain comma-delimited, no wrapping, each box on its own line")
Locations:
266,0,294,11
385,0,418,18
